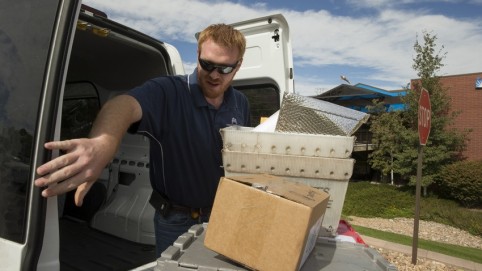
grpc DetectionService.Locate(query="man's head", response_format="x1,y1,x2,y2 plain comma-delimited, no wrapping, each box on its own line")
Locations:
197,24,246,105
197,24,246,60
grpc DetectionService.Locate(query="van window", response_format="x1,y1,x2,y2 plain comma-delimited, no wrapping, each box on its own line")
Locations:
236,85,281,126
0,0,59,243
61,82,101,140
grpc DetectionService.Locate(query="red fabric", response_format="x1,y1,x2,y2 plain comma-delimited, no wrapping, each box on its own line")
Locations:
337,220,366,245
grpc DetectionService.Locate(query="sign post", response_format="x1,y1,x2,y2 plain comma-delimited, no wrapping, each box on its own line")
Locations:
412,88,431,264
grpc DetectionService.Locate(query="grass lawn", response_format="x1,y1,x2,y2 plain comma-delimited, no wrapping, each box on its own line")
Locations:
342,181,482,263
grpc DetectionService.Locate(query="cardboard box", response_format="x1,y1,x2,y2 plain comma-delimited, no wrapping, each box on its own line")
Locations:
223,171,349,237
204,174,330,271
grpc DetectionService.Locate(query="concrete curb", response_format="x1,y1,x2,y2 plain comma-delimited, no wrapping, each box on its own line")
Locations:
361,235,482,271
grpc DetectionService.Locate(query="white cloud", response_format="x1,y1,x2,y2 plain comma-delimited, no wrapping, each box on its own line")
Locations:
285,7,482,88
82,0,482,94
345,0,467,9
293,74,335,96
183,61,197,74
83,0,269,41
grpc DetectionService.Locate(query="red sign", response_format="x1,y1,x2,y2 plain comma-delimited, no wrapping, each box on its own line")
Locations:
418,88,431,145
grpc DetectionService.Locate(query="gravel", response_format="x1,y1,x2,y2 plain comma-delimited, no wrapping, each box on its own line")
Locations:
347,216,481,271
374,248,466,271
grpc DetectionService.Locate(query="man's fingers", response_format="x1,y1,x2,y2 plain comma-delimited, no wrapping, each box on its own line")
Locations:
44,140,75,151
39,172,84,197
36,140,77,176
74,181,95,207
35,152,79,185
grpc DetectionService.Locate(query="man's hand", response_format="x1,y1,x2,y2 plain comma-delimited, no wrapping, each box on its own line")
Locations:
35,137,114,206
35,94,142,207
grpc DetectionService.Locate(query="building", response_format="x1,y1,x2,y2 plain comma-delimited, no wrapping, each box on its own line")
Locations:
314,72,482,178
412,72,482,161
313,83,406,113
313,83,406,179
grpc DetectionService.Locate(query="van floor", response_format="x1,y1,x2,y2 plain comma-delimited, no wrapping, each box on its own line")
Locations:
59,217,156,271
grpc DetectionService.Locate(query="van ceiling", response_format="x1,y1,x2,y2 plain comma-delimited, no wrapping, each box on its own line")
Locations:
67,27,169,91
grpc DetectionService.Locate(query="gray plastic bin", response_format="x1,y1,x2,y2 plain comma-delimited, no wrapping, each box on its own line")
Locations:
147,224,397,271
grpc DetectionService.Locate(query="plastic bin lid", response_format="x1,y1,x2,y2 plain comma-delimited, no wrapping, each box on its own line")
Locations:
155,224,398,271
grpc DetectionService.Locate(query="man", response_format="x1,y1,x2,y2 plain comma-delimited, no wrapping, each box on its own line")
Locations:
34,23,250,256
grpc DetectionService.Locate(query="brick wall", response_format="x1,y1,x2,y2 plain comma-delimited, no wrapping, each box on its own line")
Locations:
413,72,482,161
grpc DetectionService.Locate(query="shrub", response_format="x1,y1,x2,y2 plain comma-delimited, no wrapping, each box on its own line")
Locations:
343,180,482,237
421,197,482,236
342,181,413,218
434,160,482,208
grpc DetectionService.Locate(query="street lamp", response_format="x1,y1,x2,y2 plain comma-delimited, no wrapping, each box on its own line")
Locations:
340,75,351,85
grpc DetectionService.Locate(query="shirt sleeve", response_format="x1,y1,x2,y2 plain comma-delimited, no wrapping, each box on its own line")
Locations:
125,78,168,137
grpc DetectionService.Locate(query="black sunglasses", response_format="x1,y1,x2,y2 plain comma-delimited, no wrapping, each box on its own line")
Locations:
198,57,239,74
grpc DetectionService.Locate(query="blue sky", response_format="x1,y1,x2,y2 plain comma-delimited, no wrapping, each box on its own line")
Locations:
83,0,482,96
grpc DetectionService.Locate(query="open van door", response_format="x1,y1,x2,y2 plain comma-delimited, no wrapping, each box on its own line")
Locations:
0,0,81,270
1,0,185,269
231,14,294,126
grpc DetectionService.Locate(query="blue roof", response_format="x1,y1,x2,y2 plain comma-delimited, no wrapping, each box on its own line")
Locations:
354,83,406,97
312,83,407,112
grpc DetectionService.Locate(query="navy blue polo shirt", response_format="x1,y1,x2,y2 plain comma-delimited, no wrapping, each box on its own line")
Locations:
127,69,250,208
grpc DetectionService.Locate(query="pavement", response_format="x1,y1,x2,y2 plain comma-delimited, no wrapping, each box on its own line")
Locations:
362,235,482,271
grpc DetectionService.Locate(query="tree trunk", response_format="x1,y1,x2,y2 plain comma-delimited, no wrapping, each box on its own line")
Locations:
390,154,394,185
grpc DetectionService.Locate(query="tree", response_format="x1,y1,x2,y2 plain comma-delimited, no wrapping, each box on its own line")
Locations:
367,101,405,185
368,31,469,195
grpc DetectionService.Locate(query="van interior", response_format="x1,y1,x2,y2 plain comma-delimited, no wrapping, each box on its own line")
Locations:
58,13,166,270
57,9,283,270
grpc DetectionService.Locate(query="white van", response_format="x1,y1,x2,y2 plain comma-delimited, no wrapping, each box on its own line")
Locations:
0,1,293,270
